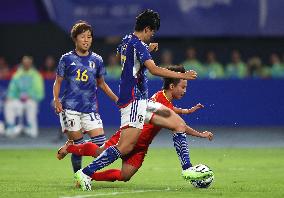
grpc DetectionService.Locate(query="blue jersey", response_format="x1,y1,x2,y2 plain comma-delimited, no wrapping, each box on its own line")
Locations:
116,34,152,107
57,50,106,113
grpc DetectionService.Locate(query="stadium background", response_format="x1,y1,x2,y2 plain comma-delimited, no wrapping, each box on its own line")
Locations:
1,0,284,129
0,1,283,197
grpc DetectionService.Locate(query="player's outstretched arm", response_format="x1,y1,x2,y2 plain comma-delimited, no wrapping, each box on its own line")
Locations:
185,125,214,141
173,103,204,114
144,59,197,80
53,75,63,113
97,77,119,103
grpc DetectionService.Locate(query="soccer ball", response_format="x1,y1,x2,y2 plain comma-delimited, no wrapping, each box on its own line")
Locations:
190,164,214,188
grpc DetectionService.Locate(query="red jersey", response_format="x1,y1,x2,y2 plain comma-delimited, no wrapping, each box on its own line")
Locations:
135,90,174,149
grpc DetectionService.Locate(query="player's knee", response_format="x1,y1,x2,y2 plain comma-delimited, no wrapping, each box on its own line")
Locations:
117,144,135,156
174,122,186,132
121,175,132,182
122,177,131,182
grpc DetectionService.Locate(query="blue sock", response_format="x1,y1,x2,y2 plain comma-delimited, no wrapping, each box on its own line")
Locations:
91,134,106,146
71,138,85,173
82,146,121,177
172,133,192,170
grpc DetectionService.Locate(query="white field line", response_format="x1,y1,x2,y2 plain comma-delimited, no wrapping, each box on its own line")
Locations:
60,188,171,198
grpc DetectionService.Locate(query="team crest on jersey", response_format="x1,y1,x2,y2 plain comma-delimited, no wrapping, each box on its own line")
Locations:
89,61,96,69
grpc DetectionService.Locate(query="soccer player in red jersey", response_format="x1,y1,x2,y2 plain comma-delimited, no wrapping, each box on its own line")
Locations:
58,65,213,183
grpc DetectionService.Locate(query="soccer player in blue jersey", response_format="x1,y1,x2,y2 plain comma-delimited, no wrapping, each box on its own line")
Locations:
53,21,118,173
74,10,206,191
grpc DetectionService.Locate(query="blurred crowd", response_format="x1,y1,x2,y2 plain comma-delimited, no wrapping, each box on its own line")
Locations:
149,47,284,79
0,55,56,80
1,48,284,81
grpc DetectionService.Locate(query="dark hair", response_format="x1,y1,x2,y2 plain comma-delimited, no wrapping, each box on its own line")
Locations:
70,20,93,41
135,9,160,32
163,65,186,90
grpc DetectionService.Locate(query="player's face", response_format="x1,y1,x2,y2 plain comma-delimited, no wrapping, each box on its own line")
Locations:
75,30,92,52
144,27,155,42
172,80,187,99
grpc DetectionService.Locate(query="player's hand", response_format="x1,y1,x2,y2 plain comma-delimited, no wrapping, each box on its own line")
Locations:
183,103,204,114
190,103,204,113
54,99,63,114
149,43,158,52
200,131,214,141
184,70,197,80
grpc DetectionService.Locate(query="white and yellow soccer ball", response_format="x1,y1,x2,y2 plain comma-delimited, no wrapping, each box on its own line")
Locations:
190,164,214,188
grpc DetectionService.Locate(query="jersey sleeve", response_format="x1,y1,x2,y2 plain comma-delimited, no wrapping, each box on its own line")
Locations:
135,41,152,65
96,56,106,78
56,56,66,77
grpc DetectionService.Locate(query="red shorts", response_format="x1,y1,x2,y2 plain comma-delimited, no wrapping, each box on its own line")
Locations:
104,130,148,169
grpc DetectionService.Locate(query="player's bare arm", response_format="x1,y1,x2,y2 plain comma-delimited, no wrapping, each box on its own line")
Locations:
144,59,197,80
185,125,214,141
96,77,118,103
53,75,64,113
173,103,204,114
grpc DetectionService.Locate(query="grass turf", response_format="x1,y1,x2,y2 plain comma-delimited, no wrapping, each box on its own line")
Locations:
0,148,283,198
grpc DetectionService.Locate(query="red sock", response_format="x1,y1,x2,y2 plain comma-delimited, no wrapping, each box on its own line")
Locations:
91,169,123,182
67,142,99,156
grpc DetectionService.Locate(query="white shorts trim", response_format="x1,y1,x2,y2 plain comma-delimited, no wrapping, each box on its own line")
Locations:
59,109,103,133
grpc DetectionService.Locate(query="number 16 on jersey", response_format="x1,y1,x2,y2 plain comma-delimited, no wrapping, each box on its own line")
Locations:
75,69,89,82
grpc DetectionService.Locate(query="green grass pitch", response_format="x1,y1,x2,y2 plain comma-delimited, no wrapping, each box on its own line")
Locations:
0,148,283,198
